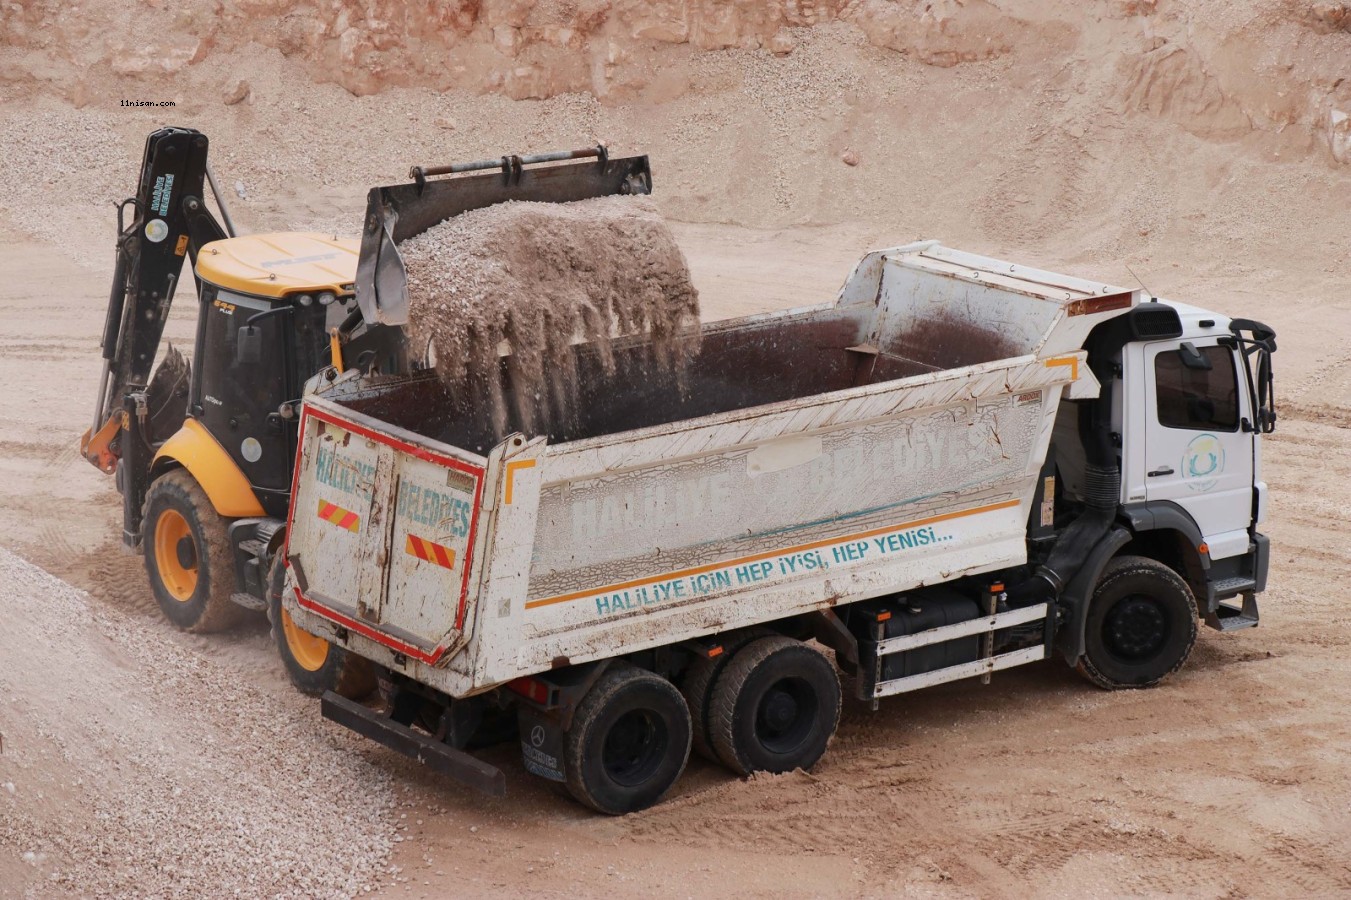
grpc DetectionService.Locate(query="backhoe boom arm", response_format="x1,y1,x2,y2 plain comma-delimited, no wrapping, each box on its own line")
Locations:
85,127,227,470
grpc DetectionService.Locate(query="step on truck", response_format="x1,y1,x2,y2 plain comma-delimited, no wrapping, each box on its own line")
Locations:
283,179,1277,816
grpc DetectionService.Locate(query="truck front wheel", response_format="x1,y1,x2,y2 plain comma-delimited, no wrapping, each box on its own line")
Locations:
708,636,841,777
1079,555,1198,690
266,555,375,700
563,665,691,815
143,469,243,633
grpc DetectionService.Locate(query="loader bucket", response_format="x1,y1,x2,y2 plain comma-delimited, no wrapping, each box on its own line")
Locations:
355,148,652,326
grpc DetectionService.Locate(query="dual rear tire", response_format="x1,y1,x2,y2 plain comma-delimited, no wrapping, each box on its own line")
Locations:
705,636,840,778
563,637,841,815
563,665,692,815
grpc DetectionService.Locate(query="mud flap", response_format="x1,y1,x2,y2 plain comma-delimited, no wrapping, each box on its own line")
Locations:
321,692,506,796
1057,524,1134,665
517,706,566,782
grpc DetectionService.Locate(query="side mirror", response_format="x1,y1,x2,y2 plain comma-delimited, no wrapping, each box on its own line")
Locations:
236,325,263,366
1178,341,1212,371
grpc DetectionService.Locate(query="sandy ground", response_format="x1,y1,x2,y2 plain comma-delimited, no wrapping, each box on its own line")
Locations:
0,549,396,898
3,3,1351,895
4,213,1351,896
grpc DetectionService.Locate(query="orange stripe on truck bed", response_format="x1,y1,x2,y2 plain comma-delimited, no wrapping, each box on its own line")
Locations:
317,499,360,533
405,534,456,570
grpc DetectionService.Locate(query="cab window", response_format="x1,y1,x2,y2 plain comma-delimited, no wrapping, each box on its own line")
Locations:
1154,345,1239,431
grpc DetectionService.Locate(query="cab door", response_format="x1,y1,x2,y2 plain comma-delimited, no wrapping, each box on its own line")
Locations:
192,288,293,515
1142,340,1254,559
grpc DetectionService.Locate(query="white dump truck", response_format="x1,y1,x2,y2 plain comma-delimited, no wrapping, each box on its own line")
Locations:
282,219,1277,813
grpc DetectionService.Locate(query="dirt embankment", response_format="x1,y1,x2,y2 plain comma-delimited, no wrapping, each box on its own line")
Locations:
2,0,1350,164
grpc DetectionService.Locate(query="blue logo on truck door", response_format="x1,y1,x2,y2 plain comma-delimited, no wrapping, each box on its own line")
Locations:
314,444,374,500
1182,433,1225,492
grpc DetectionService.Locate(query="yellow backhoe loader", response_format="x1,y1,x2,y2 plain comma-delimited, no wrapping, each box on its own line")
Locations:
80,126,649,697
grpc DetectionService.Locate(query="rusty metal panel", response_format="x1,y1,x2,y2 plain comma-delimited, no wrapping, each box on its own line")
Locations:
286,396,487,671
288,412,387,622
380,452,480,646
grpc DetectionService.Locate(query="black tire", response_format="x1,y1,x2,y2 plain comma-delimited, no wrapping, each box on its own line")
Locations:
1078,555,1199,690
266,553,375,700
142,469,243,633
563,665,691,815
680,627,772,762
708,636,840,777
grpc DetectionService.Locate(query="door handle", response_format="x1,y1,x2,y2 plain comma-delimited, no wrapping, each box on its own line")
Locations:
1147,466,1174,477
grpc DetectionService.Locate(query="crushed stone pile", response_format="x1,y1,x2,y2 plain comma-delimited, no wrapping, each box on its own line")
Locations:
399,194,701,439
0,548,395,899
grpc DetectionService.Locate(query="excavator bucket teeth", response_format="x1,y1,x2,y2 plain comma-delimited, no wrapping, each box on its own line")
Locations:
144,345,191,445
355,150,651,327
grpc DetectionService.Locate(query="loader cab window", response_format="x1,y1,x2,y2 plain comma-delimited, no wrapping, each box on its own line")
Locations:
1154,345,1239,432
191,285,296,506
193,287,288,410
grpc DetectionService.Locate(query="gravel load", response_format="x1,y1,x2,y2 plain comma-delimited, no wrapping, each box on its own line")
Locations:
0,549,395,899
399,194,701,439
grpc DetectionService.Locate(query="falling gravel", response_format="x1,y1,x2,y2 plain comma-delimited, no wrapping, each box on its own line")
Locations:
399,194,700,439
0,549,395,899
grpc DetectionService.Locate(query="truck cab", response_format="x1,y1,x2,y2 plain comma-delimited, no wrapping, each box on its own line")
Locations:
1124,304,1267,544
1050,300,1275,651
1120,303,1274,627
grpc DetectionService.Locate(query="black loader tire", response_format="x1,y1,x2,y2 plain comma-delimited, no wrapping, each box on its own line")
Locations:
266,553,375,700
680,626,773,762
142,469,244,633
1078,555,1199,690
563,665,691,815
708,635,840,778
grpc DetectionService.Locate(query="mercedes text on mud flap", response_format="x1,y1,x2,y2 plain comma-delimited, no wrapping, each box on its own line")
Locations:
282,236,1276,814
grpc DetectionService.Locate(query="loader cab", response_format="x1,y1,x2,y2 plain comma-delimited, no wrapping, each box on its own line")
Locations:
187,233,359,517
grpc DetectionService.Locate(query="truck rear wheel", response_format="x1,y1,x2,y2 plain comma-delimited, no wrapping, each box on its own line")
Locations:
680,627,772,762
1079,555,1198,690
266,555,375,700
563,665,691,815
708,636,840,777
143,469,243,633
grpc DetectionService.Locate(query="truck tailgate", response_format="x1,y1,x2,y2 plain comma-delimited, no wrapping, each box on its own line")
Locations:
286,401,487,665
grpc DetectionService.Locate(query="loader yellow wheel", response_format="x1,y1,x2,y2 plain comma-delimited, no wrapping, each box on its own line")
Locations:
143,469,245,633
280,606,330,672
153,509,198,601
266,553,375,700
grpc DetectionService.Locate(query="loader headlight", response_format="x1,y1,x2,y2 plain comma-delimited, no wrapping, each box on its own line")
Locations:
318,291,336,306
295,293,314,306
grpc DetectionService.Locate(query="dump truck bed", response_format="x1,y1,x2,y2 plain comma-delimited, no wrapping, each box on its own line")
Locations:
284,241,1137,698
